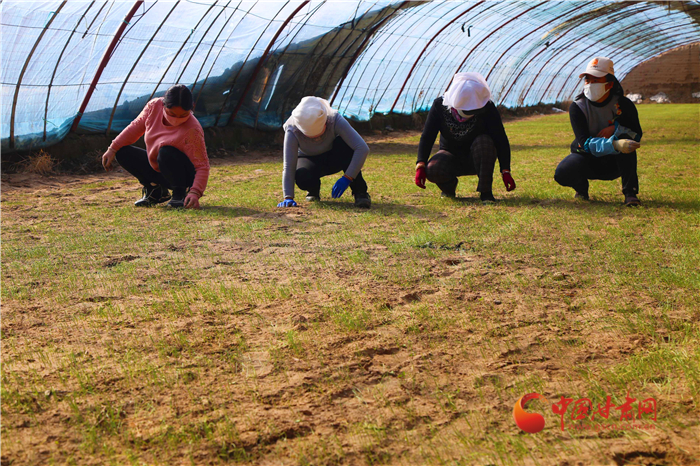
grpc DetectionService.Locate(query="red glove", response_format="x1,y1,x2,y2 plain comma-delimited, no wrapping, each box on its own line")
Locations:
415,164,426,189
502,171,516,191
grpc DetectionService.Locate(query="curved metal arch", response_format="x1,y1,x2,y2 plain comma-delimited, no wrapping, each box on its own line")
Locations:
226,1,311,125
498,0,640,99
81,1,109,40
329,1,409,106
190,1,238,97
531,6,687,104
410,1,525,113
497,3,641,106
378,0,484,113
212,1,292,126
277,1,381,113
556,35,700,104
545,12,698,103
9,1,67,149
316,5,406,103
191,2,241,100
71,1,144,132
346,2,464,117
44,1,96,141
408,2,502,113
148,0,219,102
194,2,252,108
294,0,387,106
106,1,181,135
175,0,233,86
484,2,588,83
252,1,327,128
485,3,589,101
337,2,431,115
552,21,700,104
386,2,482,113
442,0,548,96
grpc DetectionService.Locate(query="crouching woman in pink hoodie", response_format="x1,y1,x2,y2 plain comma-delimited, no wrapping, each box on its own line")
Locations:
101,85,210,209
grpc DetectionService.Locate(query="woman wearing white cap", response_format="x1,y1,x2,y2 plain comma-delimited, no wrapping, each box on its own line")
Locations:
414,72,515,203
277,96,371,208
554,57,643,206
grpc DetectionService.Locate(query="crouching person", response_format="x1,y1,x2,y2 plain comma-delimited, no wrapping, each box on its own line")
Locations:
277,96,371,209
554,57,642,206
102,85,209,209
414,72,515,204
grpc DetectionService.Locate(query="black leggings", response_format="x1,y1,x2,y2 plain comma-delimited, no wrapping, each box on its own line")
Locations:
115,145,195,189
554,152,639,196
295,137,368,197
425,134,497,194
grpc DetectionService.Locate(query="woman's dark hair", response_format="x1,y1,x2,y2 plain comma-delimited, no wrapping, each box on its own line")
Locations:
575,73,624,101
163,84,193,111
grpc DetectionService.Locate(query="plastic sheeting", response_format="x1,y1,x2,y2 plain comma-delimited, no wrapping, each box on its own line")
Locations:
2,1,699,153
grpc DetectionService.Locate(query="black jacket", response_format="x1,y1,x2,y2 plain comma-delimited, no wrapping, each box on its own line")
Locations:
569,94,642,155
417,97,511,171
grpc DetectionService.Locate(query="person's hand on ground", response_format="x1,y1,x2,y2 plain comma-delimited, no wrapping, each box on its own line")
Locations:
332,175,352,198
277,198,297,207
502,170,516,191
184,193,200,209
597,125,615,138
102,148,116,171
415,163,426,189
612,139,641,154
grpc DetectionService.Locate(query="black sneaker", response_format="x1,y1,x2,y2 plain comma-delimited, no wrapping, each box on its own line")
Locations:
135,185,170,207
354,193,371,209
167,187,187,208
305,192,320,202
480,192,496,205
624,195,641,207
575,192,590,201
439,179,458,198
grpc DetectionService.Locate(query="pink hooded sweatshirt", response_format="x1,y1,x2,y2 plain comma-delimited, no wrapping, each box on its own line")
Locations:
109,98,210,198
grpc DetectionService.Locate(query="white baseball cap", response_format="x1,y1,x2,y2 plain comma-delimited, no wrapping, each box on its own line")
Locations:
443,72,491,113
291,96,333,137
579,57,615,78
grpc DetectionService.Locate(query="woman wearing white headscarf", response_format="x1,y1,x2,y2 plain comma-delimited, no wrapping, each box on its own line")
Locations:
277,96,371,208
415,72,515,203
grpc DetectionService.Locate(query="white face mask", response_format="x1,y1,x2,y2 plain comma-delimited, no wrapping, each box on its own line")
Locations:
584,83,609,102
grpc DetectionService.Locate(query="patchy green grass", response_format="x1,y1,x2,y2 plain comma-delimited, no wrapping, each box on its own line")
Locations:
2,104,699,465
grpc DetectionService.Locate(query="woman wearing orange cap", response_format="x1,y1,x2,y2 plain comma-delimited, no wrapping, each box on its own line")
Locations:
414,72,515,203
277,96,371,208
554,57,643,206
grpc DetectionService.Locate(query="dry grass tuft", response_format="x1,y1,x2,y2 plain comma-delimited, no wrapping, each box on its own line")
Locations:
20,149,56,175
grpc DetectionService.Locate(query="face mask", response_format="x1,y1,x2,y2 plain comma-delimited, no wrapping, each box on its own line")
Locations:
451,107,474,122
584,83,609,102
163,108,190,126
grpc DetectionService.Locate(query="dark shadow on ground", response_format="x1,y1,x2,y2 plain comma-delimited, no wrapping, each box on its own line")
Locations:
490,195,699,213
309,200,431,217
198,205,262,218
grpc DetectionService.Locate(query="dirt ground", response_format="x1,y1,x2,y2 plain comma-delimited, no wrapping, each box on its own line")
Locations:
2,121,699,465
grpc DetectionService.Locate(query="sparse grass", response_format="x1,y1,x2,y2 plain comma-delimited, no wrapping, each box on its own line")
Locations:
1,104,699,465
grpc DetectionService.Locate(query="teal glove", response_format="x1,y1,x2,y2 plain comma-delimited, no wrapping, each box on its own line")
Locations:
277,199,297,207
332,175,352,198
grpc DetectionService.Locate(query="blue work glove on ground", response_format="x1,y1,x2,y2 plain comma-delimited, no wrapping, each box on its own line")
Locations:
277,198,297,207
332,175,352,198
